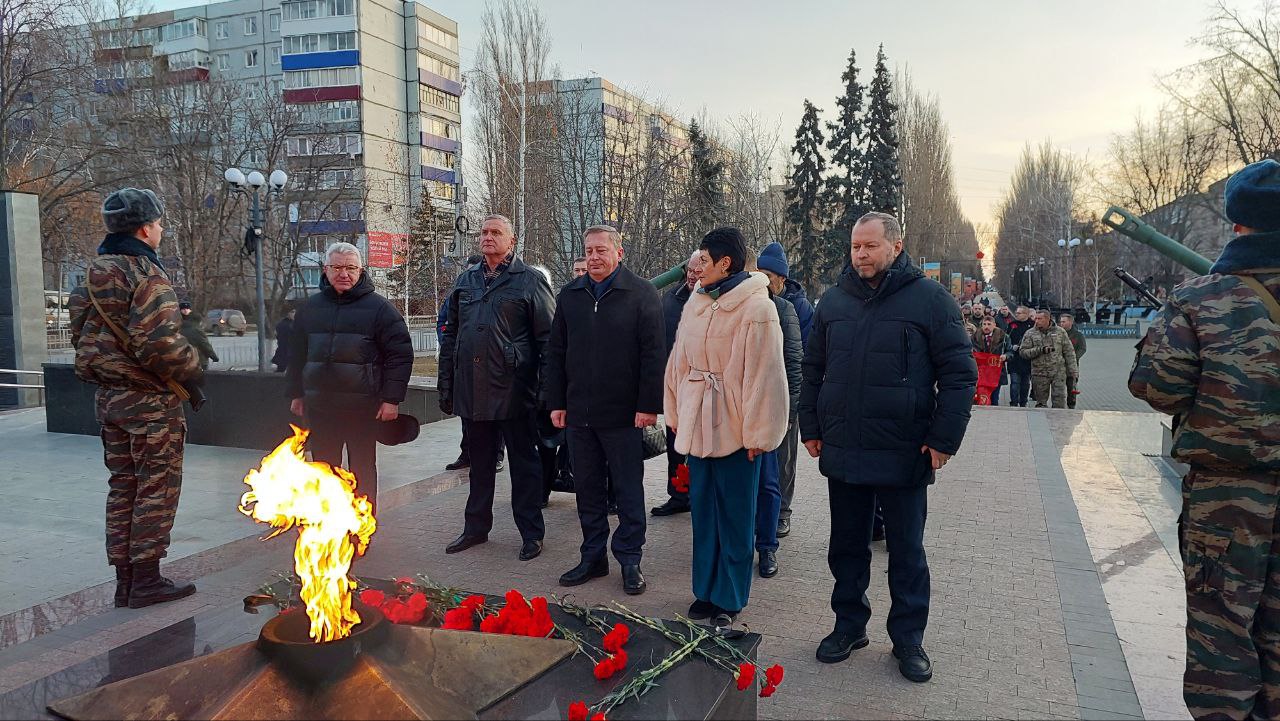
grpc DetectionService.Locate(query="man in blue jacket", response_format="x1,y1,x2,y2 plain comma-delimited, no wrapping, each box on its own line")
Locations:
756,241,814,538
799,212,977,683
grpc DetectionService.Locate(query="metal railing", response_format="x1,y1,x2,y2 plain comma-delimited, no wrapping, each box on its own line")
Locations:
0,368,45,406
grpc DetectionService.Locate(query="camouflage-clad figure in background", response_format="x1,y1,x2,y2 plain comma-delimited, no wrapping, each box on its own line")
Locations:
1018,309,1077,409
1058,313,1086,409
1129,159,1280,721
69,188,203,610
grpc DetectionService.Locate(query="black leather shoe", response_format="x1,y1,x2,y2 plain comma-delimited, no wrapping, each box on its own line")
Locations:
113,564,132,608
558,557,608,587
894,645,933,682
776,517,791,538
607,503,619,515
445,454,469,471
758,550,778,578
622,564,646,595
518,540,542,561
445,533,487,554
495,458,505,472
816,630,869,663
651,499,691,516
687,599,714,620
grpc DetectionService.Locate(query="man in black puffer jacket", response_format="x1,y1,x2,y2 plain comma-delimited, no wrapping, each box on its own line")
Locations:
287,242,414,517
800,212,977,683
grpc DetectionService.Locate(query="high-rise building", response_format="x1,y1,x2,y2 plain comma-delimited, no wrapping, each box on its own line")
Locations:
77,0,463,291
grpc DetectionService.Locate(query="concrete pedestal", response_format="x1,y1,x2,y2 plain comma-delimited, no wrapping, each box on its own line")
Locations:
0,192,47,408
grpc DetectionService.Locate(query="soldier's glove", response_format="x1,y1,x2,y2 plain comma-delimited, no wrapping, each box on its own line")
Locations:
184,380,208,412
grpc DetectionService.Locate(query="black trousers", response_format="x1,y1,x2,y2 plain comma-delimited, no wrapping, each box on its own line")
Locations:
828,480,929,648
777,413,799,520
568,426,645,565
459,419,504,463
664,426,689,505
463,417,544,542
308,410,379,517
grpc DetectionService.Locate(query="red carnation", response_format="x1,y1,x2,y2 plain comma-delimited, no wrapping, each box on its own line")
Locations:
765,663,784,687
735,661,756,691
602,623,630,652
460,594,486,612
529,597,555,637
479,614,502,633
590,713,606,721
672,464,690,493
567,701,589,721
760,683,777,698
359,589,386,608
407,592,428,613
381,598,408,623
442,607,473,630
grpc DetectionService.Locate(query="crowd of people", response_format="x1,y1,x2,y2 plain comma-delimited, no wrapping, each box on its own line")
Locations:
962,301,1085,409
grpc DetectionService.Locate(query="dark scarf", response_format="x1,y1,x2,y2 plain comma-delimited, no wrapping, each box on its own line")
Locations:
98,232,162,267
699,270,751,300
483,251,515,285
1209,231,1280,274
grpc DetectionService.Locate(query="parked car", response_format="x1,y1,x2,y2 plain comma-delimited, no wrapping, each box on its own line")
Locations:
203,309,247,336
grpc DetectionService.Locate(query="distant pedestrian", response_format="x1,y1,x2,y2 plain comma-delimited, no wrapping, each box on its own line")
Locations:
1018,309,1077,409
69,187,203,609
1004,306,1034,406
438,215,554,561
545,225,665,595
665,227,789,628
270,308,294,373
1058,313,1086,409
755,240,815,539
800,211,976,683
1130,158,1280,720
970,316,1009,406
178,301,219,371
286,242,414,517
651,250,704,518
571,256,587,278
995,305,1013,331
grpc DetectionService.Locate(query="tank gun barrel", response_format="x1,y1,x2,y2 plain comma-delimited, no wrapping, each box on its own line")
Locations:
1101,206,1213,276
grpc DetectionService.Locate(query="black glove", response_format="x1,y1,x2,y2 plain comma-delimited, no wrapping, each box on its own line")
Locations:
439,395,453,416
183,380,208,412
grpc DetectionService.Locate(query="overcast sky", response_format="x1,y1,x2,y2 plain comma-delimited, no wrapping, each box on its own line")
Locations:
156,0,1218,239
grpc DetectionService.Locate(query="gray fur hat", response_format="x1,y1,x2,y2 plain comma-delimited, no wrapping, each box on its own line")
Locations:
102,188,165,233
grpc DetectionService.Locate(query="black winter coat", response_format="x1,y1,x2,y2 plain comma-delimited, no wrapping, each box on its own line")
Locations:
1004,317,1034,374
438,256,555,421
286,273,413,412
662,281,694,357
798,253,977,487
772,294,802,415
543,265,666,428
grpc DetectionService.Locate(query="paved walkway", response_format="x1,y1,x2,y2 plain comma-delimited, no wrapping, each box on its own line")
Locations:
0,405,1189,720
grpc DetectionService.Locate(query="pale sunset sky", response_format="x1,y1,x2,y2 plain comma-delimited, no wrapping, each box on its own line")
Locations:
155,0,1219,241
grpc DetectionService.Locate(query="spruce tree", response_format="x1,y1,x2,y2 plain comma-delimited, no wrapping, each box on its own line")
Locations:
688,118,725,236
785,99,826,296
823,48,868,273
864,44,903,216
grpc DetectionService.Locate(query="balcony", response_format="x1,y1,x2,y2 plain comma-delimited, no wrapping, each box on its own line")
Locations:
283,85,361,104
421,132,460,154
417,68,461,97
420,166,455,184
281,50,359,71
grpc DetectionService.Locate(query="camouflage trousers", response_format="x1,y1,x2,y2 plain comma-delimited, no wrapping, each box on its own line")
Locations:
1030,373,1067,408
96,388,186,566
1181,467,1280,720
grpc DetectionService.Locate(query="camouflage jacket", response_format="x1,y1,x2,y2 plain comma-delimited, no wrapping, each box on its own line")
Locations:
1129,231,1280,472
1018,325,1078,378
1065,327,1086,359
69,239,200,395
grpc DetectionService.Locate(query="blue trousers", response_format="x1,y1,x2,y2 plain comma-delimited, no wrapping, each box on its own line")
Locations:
1008,372,1030,407
688,449,760,613
756,451,781,551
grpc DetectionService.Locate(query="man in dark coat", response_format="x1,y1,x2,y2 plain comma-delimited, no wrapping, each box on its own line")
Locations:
438,215,554,561
437,255,504,473
287,242,413,518
755,240,815,538
545,225,665,595
652,250,704,517
270,308,294,373
1004,306,1034,407
799,212,977,683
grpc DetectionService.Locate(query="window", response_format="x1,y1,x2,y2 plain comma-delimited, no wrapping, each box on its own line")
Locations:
216,53,230,70
312,169,354,189
282,31,355,54
282,0,354,21
420,86,459,113
284,66,357,88
296,100,359,124
270,46,281,65
421,147,456,169
245,49,259,68
269,13,280,32
426,180,455,201
215,21,229,39
286,133,361,156
244,16,258,35
418,52,458,82
245,148,266,166
418,20,457,51
423,114,459,139
161,18,206,42
168,50,210,71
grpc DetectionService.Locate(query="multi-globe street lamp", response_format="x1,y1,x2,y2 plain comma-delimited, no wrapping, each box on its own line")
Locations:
224,166,288,373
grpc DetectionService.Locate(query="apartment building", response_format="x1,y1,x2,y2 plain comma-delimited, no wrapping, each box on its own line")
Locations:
82,0,463,289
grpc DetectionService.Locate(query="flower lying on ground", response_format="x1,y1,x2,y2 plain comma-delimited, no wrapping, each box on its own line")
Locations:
735,661,756,691
358,588,428,625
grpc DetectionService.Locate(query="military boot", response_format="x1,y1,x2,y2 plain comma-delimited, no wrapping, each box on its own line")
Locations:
113,564,132,608
128,561,196,609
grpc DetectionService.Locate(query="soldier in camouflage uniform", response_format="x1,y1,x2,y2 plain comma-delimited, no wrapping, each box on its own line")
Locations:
69,188,203,610
1130,158,1280,721
1017,309,1077,408
1058,314,1086,409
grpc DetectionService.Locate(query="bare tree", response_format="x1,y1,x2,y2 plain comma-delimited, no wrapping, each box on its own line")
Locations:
721,113,786,249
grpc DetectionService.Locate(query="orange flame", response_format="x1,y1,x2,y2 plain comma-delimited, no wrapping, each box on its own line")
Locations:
239,425,376,643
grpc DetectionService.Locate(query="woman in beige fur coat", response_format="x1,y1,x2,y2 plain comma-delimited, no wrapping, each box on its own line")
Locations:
664,228,789,627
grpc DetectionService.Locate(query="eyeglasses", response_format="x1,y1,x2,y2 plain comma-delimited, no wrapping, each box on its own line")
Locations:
325,264,361,274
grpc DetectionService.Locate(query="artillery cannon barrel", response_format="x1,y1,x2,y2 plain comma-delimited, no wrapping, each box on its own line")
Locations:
1101,206,1213,276
650,263,688,290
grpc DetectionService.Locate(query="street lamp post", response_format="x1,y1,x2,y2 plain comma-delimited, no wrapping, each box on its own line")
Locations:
225,166,289,373
1057,237,1082,309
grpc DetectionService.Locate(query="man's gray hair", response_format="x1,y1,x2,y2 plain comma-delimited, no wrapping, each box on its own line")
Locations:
483,214,514,235
855,211,904,244
583,224,623,247
1035,308,1052,317
325,241,362,265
